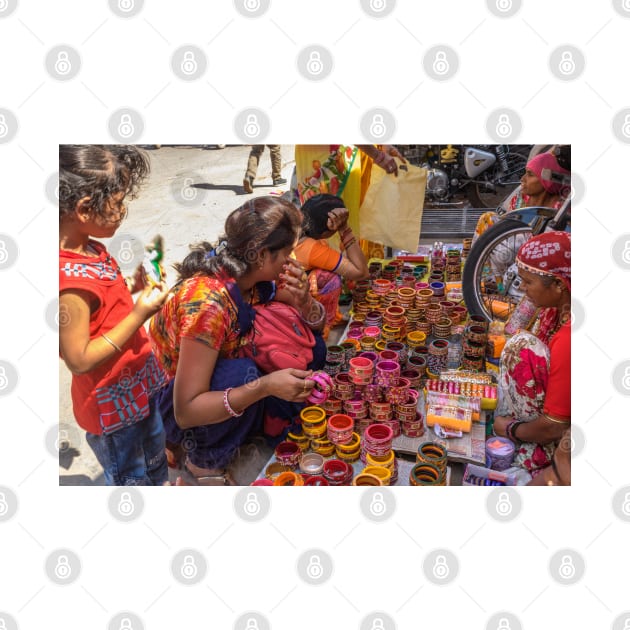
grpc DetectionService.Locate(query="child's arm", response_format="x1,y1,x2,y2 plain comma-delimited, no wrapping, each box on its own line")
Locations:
59,282,169,375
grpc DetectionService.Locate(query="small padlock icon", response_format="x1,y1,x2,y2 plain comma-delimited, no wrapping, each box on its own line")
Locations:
0,618,7,630
496,0,512,11
0,240,8,264
432,554,449,579
118,491,135,516
54,51,72,75
558,51,576,76
118,0,135,11
245,618,260,630
496,491,513,516
623,618,630,630
0,366,8,390
0,0,8,12
243,114,260,138
119,367,132,390
181,555,198,579
369,0,386,11
244,0,261,11
432,51,449,75
371,618,385,630
622,114,630,139
118,240,134,264
624,0,630,11
181,177,197,201
622,241,630,264
0,114,8,138
181,51,198,75
495,114,512,138
182,430,196,452
558,554,576,579
306,554,324,579
307,51,323,75
54,554,72,579
497,618,511,630
0,492,8,516
622,366,630,391
621,492,630,516
118,114,135,139
369,491,386,516
119,617,134,630
56,428,70,452
244,492,261,516
369,114,386,139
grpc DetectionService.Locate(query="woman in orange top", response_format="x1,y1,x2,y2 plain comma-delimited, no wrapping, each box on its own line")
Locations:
293,194,369,337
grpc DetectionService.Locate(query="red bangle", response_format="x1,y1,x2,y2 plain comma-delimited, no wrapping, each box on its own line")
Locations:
223,388,243,417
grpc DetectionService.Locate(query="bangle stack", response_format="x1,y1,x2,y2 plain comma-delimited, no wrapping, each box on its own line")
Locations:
505,420,524,443
223,387,243,417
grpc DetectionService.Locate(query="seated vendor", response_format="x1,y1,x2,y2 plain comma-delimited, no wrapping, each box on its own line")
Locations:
293,194,369,338
492,231,571,480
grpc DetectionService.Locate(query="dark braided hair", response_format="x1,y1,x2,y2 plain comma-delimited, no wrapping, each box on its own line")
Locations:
58,145,150,222
175,196,302,281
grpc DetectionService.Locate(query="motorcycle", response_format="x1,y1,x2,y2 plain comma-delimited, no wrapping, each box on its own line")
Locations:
399,144,531,208
462,144,571,321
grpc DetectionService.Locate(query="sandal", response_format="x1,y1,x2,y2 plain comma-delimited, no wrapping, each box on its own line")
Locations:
184,456,235,486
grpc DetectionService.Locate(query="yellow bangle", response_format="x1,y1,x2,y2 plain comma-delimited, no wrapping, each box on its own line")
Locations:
300,406,326,426
363,465,392,485
352,473,383,486
366,450,395,469
335,432,361,453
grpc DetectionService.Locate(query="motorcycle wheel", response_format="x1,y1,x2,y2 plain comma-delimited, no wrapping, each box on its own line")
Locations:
466,148,529,209
463,218,533,321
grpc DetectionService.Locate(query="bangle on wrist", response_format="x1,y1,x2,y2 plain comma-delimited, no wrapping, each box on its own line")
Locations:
223,387,243,418
301,299,326,328
101,333,122,353
506,420,524,443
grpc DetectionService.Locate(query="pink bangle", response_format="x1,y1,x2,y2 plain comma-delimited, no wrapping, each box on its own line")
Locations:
223,387,243,418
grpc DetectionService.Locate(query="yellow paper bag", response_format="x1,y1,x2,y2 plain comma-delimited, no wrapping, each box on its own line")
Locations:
359,161,427,252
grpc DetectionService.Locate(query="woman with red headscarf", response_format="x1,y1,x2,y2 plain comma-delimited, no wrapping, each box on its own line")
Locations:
492,231,571,480
473,148,570,239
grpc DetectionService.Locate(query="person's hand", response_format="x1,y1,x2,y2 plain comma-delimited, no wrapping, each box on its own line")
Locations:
278,257,310,308
326,206,349,233
133,281,169,321
263,368,315,402
382,145,407,164
374,148,401,176
492,415,512,438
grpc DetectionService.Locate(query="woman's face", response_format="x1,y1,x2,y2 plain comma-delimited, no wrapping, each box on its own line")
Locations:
518,268,564,308
263,246,295,280
520,168,545,197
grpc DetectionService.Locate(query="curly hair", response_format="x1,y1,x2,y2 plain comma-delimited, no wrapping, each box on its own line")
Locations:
175,197,302,281
58,145,150,221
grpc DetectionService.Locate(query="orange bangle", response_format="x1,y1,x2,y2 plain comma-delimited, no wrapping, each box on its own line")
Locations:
352,473,383,486
273,471,304,486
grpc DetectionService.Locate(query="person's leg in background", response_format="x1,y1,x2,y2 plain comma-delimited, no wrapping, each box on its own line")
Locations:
268,145,287,186
244,144,265,193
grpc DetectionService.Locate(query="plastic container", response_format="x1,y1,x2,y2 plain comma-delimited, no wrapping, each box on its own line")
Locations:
485,437,516,471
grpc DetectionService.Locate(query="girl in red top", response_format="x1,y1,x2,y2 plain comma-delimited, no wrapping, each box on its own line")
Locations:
492,231,571,479
59,145,170,485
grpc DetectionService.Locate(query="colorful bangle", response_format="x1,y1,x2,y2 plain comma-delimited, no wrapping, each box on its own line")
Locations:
273,471,304,486
223,387,243,417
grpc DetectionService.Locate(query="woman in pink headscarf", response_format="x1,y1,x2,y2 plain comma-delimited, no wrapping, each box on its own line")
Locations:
492,231,571,481
473,148,570,240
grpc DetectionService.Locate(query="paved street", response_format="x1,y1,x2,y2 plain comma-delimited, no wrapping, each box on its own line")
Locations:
59,144,296,485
